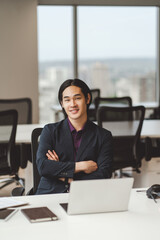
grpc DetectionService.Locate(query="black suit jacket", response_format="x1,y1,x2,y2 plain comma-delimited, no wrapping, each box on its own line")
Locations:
36,119,113,194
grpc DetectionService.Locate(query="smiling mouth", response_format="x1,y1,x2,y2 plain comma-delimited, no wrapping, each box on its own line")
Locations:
69,109,79,114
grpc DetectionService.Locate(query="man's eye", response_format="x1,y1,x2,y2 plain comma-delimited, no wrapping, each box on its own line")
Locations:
64,99,70,102
75,97,81,100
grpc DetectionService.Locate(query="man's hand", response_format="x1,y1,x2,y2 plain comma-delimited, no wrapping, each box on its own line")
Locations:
59,178,73,183
75,160,98,174
46,150,59,161
46,150,73,183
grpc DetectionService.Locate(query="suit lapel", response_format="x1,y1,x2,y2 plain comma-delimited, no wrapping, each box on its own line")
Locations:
75,121,94,162
60,119,74,162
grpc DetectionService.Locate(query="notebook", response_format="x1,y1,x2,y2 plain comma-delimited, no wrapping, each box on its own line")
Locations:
60,178,134,215
21,207,58,223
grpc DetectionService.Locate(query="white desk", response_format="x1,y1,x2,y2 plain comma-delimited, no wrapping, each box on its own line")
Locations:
102,120,160,139
16,124,44,143
1,189,160,240
14,120,160,144
141,120,160,138
0,124,44,144
51,103,159,122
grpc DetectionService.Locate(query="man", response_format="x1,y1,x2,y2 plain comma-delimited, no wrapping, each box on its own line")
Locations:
36,79,113,194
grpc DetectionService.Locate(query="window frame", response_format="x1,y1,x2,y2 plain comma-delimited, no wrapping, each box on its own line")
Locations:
38,1,160,106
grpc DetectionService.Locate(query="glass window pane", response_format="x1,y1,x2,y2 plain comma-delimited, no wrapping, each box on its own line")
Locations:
78,7,157,105
37,6,73,123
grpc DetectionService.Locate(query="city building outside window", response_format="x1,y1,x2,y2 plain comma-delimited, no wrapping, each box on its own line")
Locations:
37,6,157,123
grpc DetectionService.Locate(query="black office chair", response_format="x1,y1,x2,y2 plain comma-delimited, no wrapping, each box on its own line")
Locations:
0,98,32,124
88,89,101,121
149,107,160,120
95,96,132,110
29,128,42,195
144,137,158,161
0,98,32,169
12,128,42,196
0,110,24,190
97,105,145,176
144,107,160,161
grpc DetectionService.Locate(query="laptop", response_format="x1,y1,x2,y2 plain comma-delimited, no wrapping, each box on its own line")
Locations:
60,178,134,215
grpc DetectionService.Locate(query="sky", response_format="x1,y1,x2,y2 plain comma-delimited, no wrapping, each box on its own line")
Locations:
37,6,157,62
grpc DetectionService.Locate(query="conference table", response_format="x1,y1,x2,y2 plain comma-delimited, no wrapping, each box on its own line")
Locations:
9,120,159,168
1,189,160,240
16,124,44,144
51,102,159,122
15,120,160,144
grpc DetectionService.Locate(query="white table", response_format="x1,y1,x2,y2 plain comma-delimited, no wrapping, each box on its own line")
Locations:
14,120,160,144
141,120,160,138
1,189,160,240
16,124,44,143
102,120,160,139
51,103,159,122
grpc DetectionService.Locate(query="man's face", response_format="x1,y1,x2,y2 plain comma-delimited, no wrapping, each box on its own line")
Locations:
61,86,90,121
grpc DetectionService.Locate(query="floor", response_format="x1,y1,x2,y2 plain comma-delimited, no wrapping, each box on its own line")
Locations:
0,158,160,197
0,169,25,197
132,157,160,188
0,162,33,197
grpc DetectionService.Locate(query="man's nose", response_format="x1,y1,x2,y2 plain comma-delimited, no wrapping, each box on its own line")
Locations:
70,99,76,106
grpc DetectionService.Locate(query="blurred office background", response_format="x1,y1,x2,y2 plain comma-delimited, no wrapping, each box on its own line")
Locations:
0,0,159,124
0,0,160,195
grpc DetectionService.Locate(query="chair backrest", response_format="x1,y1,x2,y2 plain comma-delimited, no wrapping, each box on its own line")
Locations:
0,110,18,174
31,128,43,195
94,96,132,110
88,89,101,121
0,98,32,124
90,89,101,103
97,106,145,172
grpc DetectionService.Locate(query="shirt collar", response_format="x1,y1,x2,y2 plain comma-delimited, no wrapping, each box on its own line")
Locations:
67,118,86,133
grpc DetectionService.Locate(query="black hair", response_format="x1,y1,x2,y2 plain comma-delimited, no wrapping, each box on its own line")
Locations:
58,78,92,118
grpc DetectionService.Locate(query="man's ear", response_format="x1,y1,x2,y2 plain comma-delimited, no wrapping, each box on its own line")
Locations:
86,93,91,105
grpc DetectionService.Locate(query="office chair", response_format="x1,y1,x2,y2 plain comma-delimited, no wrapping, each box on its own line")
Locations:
0,98,32,169
88,89,101,121
94,96,132,110
149,107,160,120
144,136,160,161
0,110,24,190
94,96,132,122
29,128,42,195
97,105,145,176
12,128,42,196
144,107,160,161
0,98,32,124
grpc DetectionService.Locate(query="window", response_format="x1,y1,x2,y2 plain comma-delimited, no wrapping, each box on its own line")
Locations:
37,5,157,122
37,6,73,123
78,7,157,104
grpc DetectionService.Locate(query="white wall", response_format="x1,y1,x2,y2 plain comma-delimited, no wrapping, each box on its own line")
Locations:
0,0,39,123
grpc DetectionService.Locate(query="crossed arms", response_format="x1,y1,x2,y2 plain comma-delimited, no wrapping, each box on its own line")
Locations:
36,123,113,181
46,150,98,183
